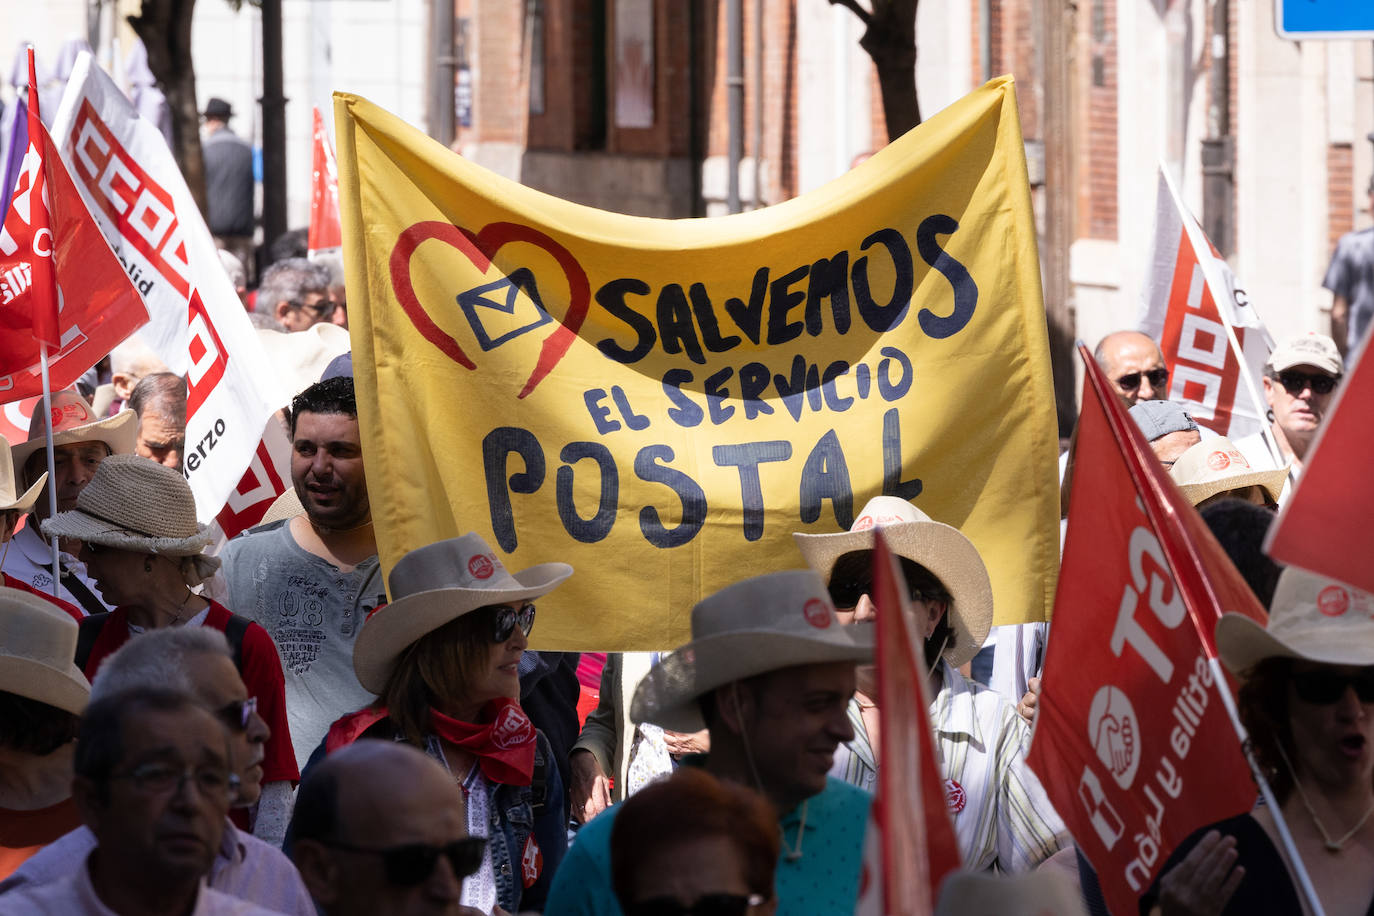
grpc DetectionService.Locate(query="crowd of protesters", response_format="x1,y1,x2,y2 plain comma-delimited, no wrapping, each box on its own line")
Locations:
0,176,1368,916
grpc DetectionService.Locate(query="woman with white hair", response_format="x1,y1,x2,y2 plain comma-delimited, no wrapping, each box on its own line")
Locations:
42,454,298,843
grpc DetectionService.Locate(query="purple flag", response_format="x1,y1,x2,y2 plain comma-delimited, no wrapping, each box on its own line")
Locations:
1,98,28,203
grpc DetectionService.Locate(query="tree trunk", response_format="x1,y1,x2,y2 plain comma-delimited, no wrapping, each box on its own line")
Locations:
129,0,206,213
832,0,921,142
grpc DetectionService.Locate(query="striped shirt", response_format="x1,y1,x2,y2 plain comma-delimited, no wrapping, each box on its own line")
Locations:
829,660,1067,872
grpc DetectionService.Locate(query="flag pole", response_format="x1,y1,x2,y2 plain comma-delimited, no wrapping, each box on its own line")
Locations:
38,342,59,597
1207,657,1327,916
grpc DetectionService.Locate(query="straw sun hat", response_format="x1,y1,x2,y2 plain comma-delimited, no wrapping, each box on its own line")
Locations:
41,455,219,579
630,570,875,733
792,495,993,669
1216,567,1374,674
353,533,573,693
11,389,136,471
1168,436,1289,507
0,434,46,514
0,587,90,715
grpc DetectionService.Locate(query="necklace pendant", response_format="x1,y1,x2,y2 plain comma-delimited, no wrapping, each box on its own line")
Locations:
1326,840,1344,853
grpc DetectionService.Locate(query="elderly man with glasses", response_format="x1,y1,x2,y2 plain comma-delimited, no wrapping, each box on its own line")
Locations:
1235,333,1344,506
1093,330,1170,407
0,687,285,915
256,258,341,332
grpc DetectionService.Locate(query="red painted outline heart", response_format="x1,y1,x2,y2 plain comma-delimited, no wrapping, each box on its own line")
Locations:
389,220,589,398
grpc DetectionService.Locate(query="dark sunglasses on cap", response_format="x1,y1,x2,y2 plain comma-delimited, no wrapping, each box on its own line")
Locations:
1272,370,1338,396
478,602,536,643
625,893,769,916
1292,669,1374,705
323,837,486,885
216,697,258,732
1116,367,1169,392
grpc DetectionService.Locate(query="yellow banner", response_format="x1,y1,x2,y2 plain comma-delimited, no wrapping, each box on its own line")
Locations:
336,77,1059,651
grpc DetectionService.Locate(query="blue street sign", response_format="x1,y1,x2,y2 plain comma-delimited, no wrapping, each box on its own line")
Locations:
1276,0,1374,40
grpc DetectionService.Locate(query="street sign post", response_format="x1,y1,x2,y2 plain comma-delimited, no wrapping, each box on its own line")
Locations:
1275,0,1374,40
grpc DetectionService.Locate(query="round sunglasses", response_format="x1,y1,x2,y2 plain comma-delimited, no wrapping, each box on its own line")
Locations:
474,602,536,643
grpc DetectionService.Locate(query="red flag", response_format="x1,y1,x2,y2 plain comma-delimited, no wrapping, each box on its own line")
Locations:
1265,340,1374,592
307,106,341,253
0,89,148,399
1025,345,1265,916
0,49,62,347
872,529,961,916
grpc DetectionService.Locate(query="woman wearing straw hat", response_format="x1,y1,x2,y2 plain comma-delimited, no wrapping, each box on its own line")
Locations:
0,435,81,623
40,454,299,843
794,495,1067,873
0,588,90,878
1167,437,1289,511
323,533,572,915
1148,567,1374,915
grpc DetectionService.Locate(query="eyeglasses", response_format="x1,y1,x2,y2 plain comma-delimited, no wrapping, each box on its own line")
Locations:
323,837,486,885
216,697,258,733
1116,367,1170,392
1292,669,1374,705
625,893,768,916
1272,370,1338,396
289,298,339,319
111,762,240,800
481,602,536,643
827,573,949,610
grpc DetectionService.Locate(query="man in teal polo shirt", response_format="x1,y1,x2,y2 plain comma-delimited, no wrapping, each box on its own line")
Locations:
545,569,876,914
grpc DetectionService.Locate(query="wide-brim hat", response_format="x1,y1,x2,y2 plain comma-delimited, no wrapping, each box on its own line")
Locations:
1168,436,1289,506
1217,567,1374,674
353,533,573,693
792,496,993,669
11,390,137,474
256,324,351,401
0,434,45,513
630,570,874,733
0,587,90,715
41,454,215,556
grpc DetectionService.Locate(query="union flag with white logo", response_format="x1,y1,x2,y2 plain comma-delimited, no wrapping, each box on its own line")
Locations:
1026,345,1266,916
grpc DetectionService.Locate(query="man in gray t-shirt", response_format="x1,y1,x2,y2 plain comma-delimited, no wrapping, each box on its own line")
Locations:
220,377,385,768
1323,177,1374,356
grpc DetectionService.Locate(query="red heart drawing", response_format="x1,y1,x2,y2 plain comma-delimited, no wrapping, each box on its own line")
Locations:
389,220,589,398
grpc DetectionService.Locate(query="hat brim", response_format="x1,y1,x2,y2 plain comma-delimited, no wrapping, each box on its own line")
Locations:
629,627,876,733
793,520,993,668
12,410,137,473
0,474,46,514
42,508,215,556
1179,466,1289,507
353,562,573,693
1216,611,1374,673
0,655,90,716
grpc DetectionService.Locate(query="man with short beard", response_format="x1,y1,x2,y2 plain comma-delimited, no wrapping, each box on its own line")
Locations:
219,377,385,770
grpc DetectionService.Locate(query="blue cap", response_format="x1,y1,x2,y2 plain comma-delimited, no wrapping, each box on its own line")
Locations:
1128,399,1198,442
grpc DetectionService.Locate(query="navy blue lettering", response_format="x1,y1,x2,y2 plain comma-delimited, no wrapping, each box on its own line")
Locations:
483,426,545,552
705,366,736,425
662,369,704,428
555,442,618,543
657,283,706,365
635,446,707,548
915,214,978,339
799,429,854,528
595,278,655,363
855,362,872,399
610,386,651,431
806,252,850,336
583,389,619,434
821,361,854,412
882,407,923,500
713,441,792,541
877,346,913,401
766,264,810,345
738,362,774,420
724,267,770,345
688,283,743,353
851,227,914,332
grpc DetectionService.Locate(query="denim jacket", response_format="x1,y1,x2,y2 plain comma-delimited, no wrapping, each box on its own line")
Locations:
369,721,566,913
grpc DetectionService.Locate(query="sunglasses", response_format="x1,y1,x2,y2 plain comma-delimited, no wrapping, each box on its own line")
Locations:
478,602,536,643
324,837,486,885
217,697,258,732
1292,669,1374,705
827,573,949,610
1116,367,1169,392
289,298,339,319
1273,370,1338,396
625,893,768,916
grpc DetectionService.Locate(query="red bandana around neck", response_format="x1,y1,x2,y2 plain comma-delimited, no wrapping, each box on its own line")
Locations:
429,699,536,786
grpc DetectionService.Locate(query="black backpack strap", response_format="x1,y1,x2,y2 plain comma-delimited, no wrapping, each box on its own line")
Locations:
530,730,550,817
222,613,251,672
74,613,110,673
59,563,108,618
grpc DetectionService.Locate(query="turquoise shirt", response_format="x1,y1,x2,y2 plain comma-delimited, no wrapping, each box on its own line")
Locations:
544,776,872,915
